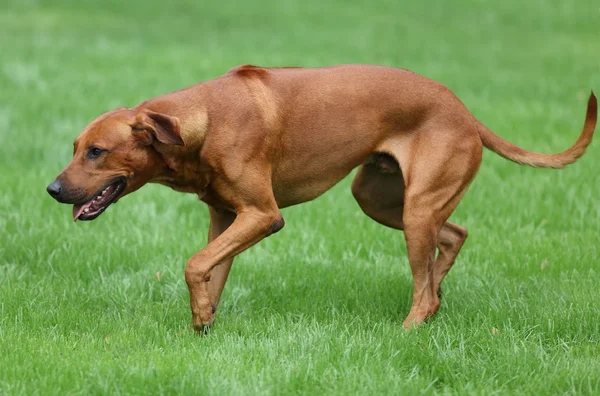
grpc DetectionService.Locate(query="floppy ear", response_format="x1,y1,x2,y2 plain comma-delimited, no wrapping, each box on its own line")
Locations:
132,109,184,146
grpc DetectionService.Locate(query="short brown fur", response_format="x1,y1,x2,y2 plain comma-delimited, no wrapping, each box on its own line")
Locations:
48,64,597,330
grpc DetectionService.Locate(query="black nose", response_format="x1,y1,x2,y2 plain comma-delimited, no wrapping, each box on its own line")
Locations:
47,180,62,197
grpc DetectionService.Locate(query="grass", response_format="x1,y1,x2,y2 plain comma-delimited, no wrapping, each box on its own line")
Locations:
1,0,599,394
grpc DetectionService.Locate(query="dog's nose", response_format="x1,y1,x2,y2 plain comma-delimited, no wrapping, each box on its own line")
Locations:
46,180,62,198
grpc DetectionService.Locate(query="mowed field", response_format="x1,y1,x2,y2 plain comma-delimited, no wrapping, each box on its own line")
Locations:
1,0,599,394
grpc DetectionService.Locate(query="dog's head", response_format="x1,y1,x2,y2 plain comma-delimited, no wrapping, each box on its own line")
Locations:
47,107,184,221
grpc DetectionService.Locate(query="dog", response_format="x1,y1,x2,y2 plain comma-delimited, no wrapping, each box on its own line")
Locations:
47,64,597,331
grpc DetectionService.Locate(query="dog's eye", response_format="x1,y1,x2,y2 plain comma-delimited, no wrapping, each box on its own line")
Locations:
87,147,106,159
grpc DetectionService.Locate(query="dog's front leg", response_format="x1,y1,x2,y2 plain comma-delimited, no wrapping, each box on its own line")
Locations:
185,207,284,331
206,206,236,311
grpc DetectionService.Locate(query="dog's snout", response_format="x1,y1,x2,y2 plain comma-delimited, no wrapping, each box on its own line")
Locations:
46,180,62,198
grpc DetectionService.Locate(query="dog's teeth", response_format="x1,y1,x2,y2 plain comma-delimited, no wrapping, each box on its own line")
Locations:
84,208,89,213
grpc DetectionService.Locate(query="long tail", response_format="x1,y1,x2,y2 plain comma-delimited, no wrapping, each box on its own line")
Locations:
477,92,597,169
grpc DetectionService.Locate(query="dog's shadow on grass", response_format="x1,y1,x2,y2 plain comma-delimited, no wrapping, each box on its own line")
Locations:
218,257,415,327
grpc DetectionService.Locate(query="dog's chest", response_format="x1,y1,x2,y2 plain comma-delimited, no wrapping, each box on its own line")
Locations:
159,158,208,194
198,187,234,212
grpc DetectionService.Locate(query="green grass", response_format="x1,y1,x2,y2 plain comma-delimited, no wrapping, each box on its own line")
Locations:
1,0,599,394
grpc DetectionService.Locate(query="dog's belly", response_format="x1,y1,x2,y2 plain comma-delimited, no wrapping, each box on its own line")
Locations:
271,136,377,208
272,170,354,208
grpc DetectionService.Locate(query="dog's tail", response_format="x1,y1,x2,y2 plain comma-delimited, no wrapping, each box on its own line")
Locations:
477,92,597,169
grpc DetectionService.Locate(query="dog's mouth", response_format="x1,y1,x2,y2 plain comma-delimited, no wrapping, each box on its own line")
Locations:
73,177,126,222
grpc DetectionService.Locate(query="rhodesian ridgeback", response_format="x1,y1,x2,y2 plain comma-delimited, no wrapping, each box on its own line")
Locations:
47,64,597,331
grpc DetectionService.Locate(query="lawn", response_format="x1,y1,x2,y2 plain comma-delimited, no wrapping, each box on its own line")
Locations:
1,0,599,394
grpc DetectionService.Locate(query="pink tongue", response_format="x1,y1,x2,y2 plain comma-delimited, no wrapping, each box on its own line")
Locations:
72,202,92,222
72,184,116,221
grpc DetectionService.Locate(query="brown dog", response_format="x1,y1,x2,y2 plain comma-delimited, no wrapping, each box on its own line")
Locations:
47,64,597,330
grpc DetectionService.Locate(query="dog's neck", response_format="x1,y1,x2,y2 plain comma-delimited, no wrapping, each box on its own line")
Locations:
139,93,212,196
138,90,210,151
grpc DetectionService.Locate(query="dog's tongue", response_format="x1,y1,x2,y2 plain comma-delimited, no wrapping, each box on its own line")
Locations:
73,201,96,222
71,183,118,222
73,204,85,222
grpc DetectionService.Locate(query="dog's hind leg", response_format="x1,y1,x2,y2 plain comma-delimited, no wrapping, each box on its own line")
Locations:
354,127,481,328
433,222,468,298
352,152,441,328
399,129,481,328
351,155,467,298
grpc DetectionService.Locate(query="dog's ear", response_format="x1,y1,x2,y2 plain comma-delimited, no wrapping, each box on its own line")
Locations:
132,109,184,146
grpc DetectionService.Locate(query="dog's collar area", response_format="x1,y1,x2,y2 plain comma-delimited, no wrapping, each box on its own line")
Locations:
73,178,126,222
